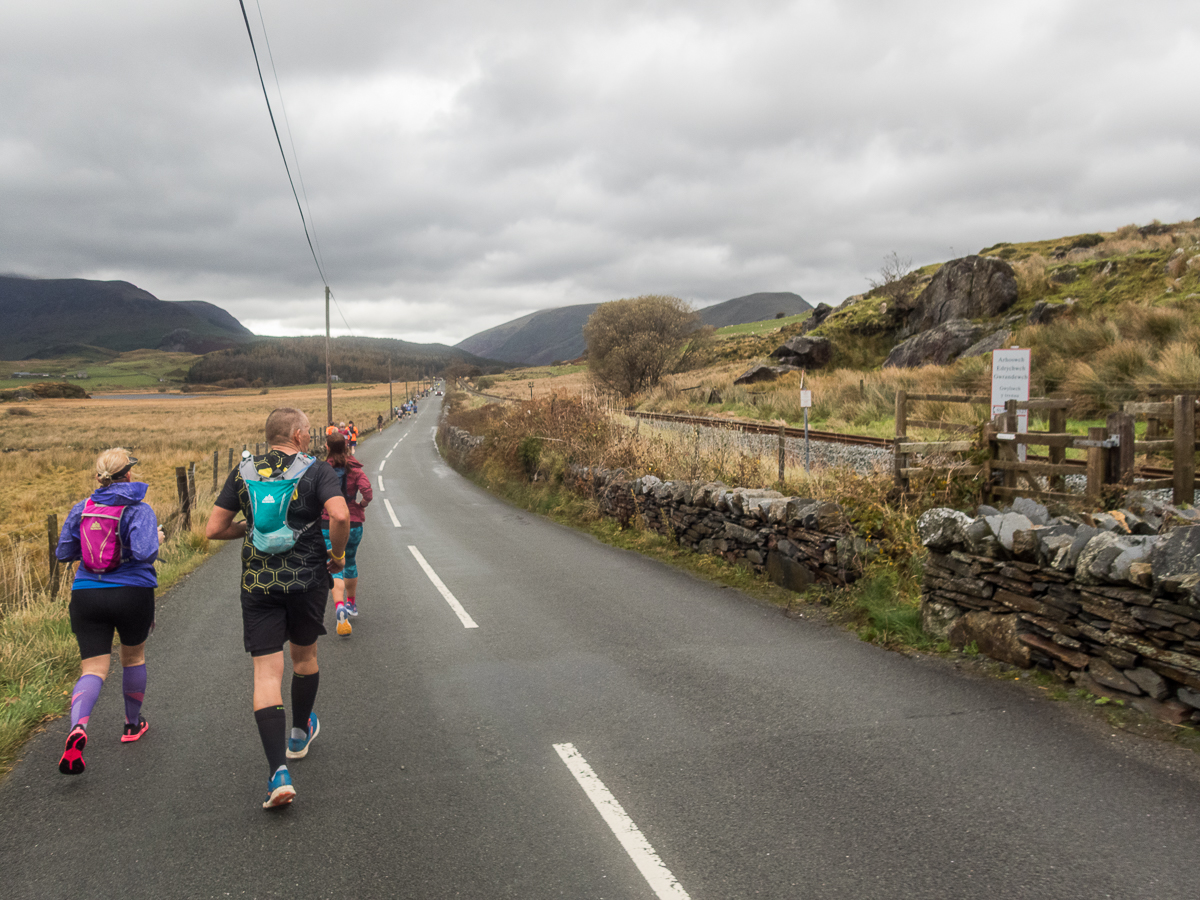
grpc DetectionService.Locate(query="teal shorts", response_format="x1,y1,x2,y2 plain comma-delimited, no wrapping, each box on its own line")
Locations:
322,524,363,579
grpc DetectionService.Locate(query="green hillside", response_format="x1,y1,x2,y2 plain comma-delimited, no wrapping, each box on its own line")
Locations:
186,335,506,387
0,275,254,358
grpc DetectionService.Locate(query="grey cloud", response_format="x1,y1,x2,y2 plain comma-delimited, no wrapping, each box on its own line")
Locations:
2,0,1199,347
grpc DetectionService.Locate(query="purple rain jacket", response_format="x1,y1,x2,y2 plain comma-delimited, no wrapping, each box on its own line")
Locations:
56,481,159,589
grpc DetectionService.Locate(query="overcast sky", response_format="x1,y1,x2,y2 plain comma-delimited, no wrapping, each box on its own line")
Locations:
3,1,1198,346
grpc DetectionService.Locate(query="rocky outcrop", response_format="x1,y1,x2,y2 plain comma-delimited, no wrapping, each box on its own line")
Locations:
919,496,1200,725
800,302,834,334
905,256,1018,335
960,327,1011,359
770,335,833,370
565,467,864,588
883,319,983,368
1027,299,1075,325
733,364,799,385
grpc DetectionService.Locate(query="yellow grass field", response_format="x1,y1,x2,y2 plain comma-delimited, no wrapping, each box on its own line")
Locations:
1,382,401,560
0,382,409,774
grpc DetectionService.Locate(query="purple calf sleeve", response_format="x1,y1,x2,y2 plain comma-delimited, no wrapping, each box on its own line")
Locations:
70,674,104,729
122,663,147,725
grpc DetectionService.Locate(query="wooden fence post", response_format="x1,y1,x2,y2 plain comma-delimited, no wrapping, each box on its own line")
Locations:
1174,395,1196,506
1003,399,1019,491
1049,405,1066,493
1106,412,1134,485
1086,426,1107,505
228,447,234,472
46,513,60,600
212,450,219,493
176,467,191,532
981,419,994,506
893,389,907,493
777,424,785,483
187,462,196,508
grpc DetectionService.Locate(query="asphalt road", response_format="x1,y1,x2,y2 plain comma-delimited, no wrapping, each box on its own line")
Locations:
3,400,1200,899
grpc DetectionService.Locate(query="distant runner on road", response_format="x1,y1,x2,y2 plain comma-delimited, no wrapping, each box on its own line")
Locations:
205,408,349,810
54,448,162,775
320,432,372,636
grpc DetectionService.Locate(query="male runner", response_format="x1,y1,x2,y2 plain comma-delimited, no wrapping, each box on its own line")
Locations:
206,407,349,810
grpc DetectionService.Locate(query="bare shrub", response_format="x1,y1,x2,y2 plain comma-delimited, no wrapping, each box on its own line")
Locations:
867,251,913,294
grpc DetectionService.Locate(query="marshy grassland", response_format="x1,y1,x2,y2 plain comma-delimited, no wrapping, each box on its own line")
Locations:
0,382,398,775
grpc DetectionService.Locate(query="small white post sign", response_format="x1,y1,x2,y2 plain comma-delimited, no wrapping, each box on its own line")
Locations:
991,348,1031,461
799,390,812,408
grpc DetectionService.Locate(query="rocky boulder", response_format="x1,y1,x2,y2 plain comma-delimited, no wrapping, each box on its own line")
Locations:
733,364,799,385
959,327,1011,359
905,255,1019,334
883,319,984,368
770,335,833,370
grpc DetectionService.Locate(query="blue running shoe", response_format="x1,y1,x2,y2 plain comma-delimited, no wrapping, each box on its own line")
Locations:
336,605,352,636
345,599,359,617
263,766,295,809
286,712,320,759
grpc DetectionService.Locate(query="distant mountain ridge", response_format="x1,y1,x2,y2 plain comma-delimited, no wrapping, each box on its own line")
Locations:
0,275,254,359
455,291,811,365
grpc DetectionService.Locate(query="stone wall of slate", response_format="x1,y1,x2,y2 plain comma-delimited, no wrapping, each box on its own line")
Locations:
442,425,484,458
918,496,1200,725
564,466,865,589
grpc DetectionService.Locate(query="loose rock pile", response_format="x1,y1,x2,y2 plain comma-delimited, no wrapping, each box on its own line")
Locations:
919,496,1200,724
565,466,866,590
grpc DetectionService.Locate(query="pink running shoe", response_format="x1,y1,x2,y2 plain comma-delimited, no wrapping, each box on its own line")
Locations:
121,717,149,743
59,725,87,775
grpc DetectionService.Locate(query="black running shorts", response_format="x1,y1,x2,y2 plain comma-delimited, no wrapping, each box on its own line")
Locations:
240,586,329,657
69,586,156,660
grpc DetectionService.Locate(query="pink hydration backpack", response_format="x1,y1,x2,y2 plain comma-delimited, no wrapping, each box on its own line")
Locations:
80,499,127,573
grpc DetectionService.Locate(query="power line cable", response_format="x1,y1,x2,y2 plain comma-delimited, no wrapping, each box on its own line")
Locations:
253,0,327,279
236,0,328,287
328,288,356,337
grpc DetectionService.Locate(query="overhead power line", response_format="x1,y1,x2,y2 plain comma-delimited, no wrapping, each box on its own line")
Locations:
236,0,328,287
253,0,327,279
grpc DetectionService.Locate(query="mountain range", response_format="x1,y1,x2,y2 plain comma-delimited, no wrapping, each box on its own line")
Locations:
454,291,812,365
0,275,254,358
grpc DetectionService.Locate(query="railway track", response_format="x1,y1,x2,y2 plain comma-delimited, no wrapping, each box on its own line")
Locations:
622,409,896,449
461,387,1184,483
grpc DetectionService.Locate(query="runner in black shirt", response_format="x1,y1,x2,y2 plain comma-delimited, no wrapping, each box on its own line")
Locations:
206,407,349,809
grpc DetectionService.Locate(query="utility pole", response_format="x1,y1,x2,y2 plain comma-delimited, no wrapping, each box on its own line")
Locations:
324,285,333,427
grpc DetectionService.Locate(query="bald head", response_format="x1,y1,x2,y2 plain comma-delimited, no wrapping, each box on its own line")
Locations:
265,408,310,446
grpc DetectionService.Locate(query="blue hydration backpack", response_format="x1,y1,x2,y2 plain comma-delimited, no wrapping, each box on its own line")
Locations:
239,453,318,554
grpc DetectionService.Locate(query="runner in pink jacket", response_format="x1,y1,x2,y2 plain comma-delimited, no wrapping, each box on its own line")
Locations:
320,433,372,635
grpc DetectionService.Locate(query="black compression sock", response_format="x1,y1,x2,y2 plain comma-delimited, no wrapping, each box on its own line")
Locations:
291,671,320,734
254,706,288,775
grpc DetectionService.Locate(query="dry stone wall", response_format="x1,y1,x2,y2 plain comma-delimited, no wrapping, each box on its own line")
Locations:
919,496,1200,725
565,466,865,590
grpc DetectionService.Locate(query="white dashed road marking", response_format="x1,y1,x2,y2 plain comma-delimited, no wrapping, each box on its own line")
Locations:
383,499,401,527
553,743,691,900
408,546,477,629
378,475,385,493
